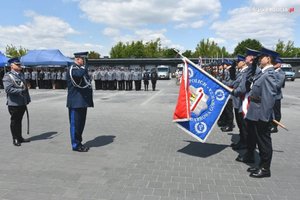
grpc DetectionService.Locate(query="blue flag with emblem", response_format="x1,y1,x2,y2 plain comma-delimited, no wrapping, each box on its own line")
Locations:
173,57,232,142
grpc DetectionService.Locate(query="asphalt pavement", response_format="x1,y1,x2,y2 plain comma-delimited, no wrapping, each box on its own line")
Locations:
0,79,299,200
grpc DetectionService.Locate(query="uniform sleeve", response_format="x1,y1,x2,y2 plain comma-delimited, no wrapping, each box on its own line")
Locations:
70,66,87,78
233,73,247,97
3,74,24,95
276,71,285,89
261,74,277,111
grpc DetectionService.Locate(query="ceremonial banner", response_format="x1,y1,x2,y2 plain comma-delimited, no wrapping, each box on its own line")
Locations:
173,58,232,142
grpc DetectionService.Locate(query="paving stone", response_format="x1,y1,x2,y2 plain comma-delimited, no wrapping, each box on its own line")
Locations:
0,80,299,200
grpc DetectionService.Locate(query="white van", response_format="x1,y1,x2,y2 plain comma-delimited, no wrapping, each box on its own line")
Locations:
157,65,170,80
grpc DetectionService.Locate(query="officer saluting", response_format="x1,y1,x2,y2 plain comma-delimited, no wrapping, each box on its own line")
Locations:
245,47,278,178
67,52,93,152
2,57,31,146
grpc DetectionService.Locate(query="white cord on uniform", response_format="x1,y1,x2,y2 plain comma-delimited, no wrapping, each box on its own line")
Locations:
8,73,25,89
69,65,92,89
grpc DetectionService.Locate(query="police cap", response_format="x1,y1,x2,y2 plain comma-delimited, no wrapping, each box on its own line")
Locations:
223,59,233,65
74,51,88,58
260,47,279,59
237,55,245,62
246,48,260,57
8,57,21,65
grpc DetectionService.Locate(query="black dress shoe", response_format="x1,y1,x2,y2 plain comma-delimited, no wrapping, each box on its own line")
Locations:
73,145,89,152
20,138,30,143
230,142,237,147
235,154,254,163
13,139,21,146
269,127,278,133
247,167,259,173
250,168,271,178
221,126,233,132
232,143,247,150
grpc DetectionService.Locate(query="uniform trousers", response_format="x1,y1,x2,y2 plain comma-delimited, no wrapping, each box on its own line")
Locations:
234,108,247,144
68,108,87,149
222,99,234,127
151,80,157,91
8,105,26,140
246,119,273,169
144,80,149,91
272,99,281,127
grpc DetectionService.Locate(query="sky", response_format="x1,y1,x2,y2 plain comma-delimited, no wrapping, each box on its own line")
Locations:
0,0,299,57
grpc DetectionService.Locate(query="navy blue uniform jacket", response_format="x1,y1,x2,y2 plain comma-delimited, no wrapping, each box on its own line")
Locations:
66,64,94,108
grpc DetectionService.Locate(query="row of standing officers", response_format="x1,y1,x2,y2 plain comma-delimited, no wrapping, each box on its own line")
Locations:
6,67,159,91
23,69,67,89
205,47,285,178
93,67,158,91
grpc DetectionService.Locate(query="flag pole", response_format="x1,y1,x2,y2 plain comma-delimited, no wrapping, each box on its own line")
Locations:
173,49,233,93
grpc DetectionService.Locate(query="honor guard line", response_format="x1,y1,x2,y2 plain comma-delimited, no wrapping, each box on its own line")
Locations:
172,48,289,132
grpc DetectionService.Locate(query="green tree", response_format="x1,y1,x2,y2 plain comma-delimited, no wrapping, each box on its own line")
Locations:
194,39,229,58
110,42,126,58
88,51,100,59
182,50,193,58
144,39,161,57
161,48,177,58
275,40,298,57
5,44,28,58
131,41,145,58
233,38,262,56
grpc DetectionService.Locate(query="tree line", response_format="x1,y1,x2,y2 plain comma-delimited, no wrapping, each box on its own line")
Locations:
3,38,300,59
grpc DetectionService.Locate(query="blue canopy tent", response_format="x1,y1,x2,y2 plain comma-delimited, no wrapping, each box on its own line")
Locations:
20,49,73,89
20,49,73,66
0,51,8,67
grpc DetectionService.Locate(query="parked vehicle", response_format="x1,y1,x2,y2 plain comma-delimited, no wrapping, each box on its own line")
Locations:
281,63,295,81
157,65,170,80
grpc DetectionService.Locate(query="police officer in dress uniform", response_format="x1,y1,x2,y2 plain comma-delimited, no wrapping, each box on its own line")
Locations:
67,52,94,152
124,68,130,91
231,55,248,150
38,69,44,89
112,67,117,90
24,69,31,88
119,67,125,90
220,60,235,132
115,67,122,90
61,69,67,89
51,69,57,89
269,57,285,133
56,69,62,89
107,68,114,90
128,68,133,90
133,68,139,91
99,67,106,90
137,68,142,91
31,69,37,89
143,69,150,91
235,48,261,163
44,69,51,89
150,68,158,91
93,68,100,90
2,58,31,146
244,47,278,178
